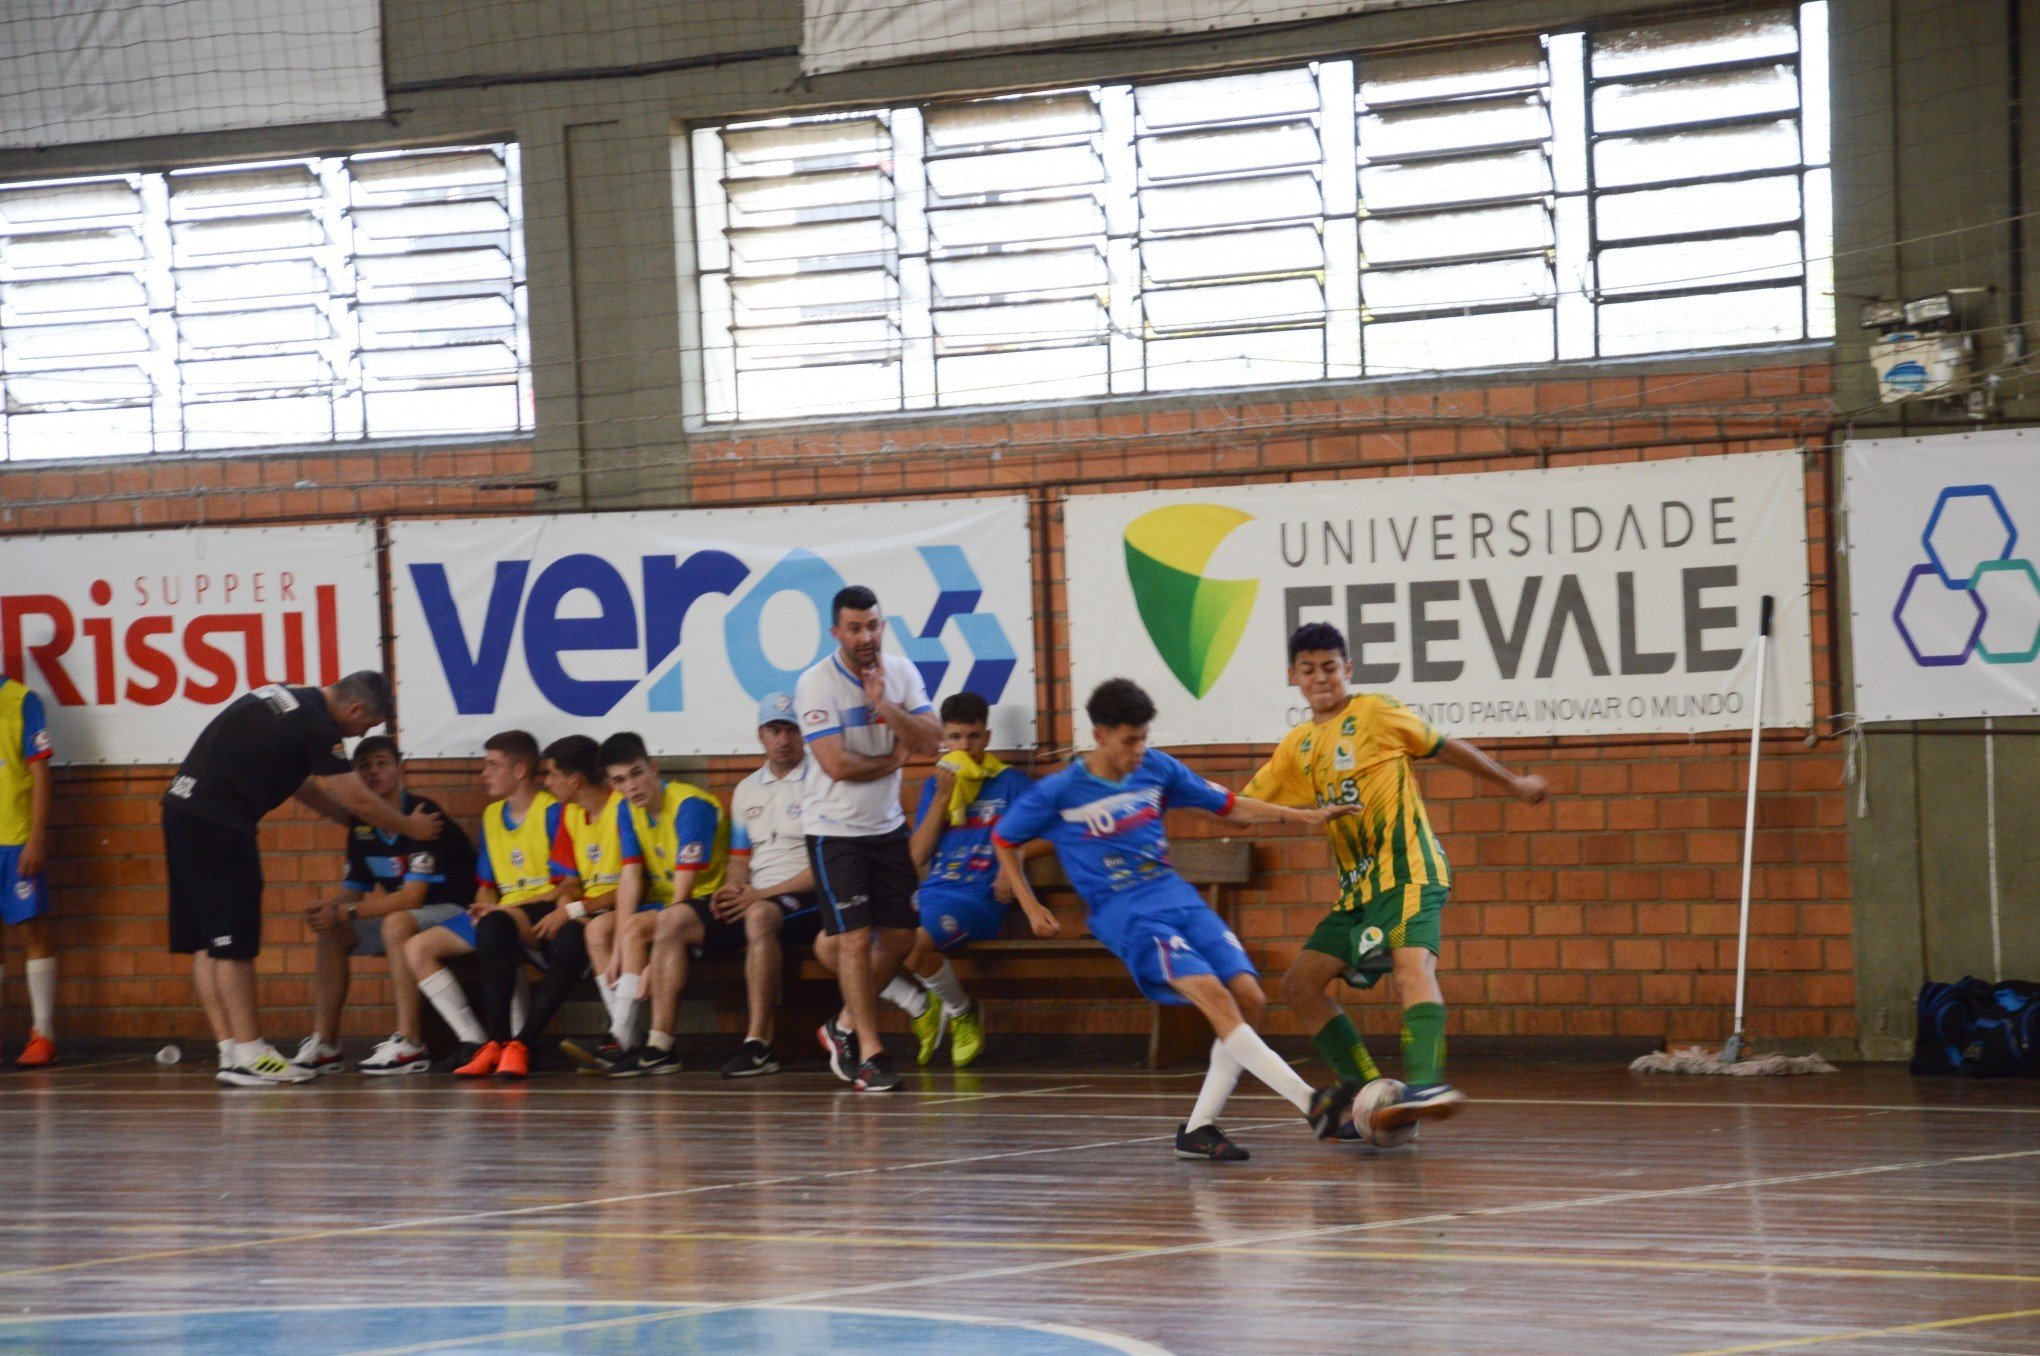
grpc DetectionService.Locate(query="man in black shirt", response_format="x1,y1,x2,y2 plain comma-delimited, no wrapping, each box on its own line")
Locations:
293,736,476,1077
162,672,442,1088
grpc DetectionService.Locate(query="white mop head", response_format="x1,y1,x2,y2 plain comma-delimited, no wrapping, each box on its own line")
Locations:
1630,1045,1837,1076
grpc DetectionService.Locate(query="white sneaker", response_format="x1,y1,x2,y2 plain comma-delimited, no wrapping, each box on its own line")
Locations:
357,1035,430,1076
291,1034,345,1076
217,1044,315,1087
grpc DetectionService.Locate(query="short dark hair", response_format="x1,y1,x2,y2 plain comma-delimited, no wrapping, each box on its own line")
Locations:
1086,678,1156,730
598,731,652,769
832,584,880,622
542,734,602,783
940,691,990,726
332,670,392,721
351,734,400,767
482,729,541,773
1288,622,1349,664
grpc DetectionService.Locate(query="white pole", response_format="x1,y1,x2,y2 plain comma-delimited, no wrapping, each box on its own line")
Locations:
1729,596,1774,1060
1986,715,2003,982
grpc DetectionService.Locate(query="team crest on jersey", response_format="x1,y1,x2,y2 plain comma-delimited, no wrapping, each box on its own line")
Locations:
32,728,50,754
1340,716,1357,737
509,849,526,868
679,844,705,864
412,853,436,873
1333,744,1356,771
588,845,603,862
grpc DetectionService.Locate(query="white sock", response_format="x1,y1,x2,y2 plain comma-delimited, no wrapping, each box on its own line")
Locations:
217,1040,234,1067
880,975,928,1017
25,956,54,1038
1186,1040,1244,1132
418,969,485,1045
648,1029,674,1052
611,972,642,1045
1220,1025,1314,1114
916,958,970,1017
510,968,530,1034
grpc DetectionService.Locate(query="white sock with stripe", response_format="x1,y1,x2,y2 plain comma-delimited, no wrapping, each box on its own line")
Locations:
916,958,970,1017
880,975,928,1017
1220,1025,1314,1114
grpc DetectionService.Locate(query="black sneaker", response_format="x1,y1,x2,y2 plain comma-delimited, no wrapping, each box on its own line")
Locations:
818,1018,855,1083
720,1039,780,1079
1175,1123,1250,1161
1335,1116,1363,1142
609,1046,681,1078
853,1054,902,1092
1307,1082,1360,1140
430,1041,485,1075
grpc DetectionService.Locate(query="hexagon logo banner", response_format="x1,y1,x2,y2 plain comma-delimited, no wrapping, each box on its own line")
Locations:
1845,430,2040,721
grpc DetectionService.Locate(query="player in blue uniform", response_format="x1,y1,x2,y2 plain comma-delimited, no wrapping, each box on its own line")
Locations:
994,678,1360,1162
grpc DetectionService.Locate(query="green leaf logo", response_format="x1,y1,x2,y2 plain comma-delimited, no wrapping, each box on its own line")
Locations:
1123,504,1258,698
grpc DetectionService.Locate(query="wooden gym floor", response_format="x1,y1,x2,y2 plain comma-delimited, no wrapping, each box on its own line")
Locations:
0,1056,2035,1354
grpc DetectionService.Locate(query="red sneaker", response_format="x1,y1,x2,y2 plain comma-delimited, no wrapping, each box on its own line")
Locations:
495,1039,530,1080
453,1040,502,1079
14,1032,55,1068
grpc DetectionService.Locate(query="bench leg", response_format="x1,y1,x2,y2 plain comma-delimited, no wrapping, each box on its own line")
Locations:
1149,1002,1210,1069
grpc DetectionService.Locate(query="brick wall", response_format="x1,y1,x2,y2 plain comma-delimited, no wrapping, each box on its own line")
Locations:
4,358,1858,1051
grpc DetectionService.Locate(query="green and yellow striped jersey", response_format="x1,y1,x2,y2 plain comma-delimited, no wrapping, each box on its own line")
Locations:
1244,693,1449,907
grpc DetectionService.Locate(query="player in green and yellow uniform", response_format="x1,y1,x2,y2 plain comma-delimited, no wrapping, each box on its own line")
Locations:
1249,622,1547,1130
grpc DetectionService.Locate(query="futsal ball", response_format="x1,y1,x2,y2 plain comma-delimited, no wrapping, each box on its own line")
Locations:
1356,1077,1417,1149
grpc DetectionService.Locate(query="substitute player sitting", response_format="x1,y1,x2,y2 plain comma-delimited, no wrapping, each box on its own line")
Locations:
879,692,1033,1066
599,732,728,1078
295,736,477,1077
0,674,57,1067
1256,622,1546,1134
405,730,563,1078
993,678,1359,1162
524,735,636,1074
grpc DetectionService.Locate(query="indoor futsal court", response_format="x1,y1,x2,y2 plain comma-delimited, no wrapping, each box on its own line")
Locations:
3,0,2040,1353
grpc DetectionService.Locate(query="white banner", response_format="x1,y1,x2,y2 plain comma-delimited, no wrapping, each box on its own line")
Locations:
1844,429,2040,721
1066,453,1813,745
802,0,1464,74
391,499,1035,757
0,0,384,149
0,524,382,765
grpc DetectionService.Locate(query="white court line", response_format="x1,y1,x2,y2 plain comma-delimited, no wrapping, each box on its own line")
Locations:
912,1081,1092,1107
340,1145,2040,1355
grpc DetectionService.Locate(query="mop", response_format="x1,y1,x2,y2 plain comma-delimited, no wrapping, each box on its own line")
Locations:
1632,596,1836,1077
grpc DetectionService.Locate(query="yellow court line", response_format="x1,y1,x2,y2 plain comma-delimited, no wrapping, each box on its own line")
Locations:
390,1228,2040,1289
1677,1303,2040,1355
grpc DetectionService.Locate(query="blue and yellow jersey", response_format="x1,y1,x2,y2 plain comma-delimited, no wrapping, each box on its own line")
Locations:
1244,693,1448,908
0,678,52,848
478,792,563,908
631,780,727,905
549,792,639,901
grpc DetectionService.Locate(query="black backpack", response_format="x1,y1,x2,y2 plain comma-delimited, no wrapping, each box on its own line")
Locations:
1912,977,2040,1077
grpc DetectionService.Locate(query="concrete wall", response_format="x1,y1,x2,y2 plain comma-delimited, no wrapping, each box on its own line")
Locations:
1,0,2034,1054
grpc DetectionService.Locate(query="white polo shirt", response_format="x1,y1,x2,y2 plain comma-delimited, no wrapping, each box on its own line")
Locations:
793,650,932,838
728,756,810,892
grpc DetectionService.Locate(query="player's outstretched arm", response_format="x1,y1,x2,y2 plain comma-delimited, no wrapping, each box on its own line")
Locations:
1435,737,1547,804
991,835,1059,937
1222,795,1359,830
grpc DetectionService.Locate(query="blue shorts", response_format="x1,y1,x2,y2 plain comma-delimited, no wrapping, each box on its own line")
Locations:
1090,879,1256,1006
918,886,1008,951
0,845,49,925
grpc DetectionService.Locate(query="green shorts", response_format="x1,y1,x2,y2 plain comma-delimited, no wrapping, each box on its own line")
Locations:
1302,883,1448,989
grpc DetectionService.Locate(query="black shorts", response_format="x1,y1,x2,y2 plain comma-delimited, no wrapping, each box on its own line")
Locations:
808,829,918,935
163,807,264,960
690,891,825,958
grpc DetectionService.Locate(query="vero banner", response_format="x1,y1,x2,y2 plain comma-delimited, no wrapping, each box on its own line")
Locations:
1844,430,2040,721
389,498,1034,757
1065,453,1813,745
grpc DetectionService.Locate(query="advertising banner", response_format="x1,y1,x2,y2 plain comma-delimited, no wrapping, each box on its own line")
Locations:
0,523,382,764
391,499,1034,757
1065,452,1813,745
1844,429,2040,721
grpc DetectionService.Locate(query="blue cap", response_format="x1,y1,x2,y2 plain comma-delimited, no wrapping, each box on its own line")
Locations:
756,692,797,727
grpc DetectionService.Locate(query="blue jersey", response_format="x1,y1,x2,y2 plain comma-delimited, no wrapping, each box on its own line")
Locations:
993,750,1234,909
915,766,1033,905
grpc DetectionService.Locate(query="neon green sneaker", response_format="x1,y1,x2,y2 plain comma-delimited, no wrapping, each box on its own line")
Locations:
949,1001,985,1068
911,1000,947,1066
